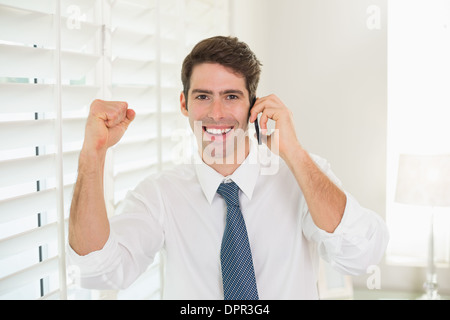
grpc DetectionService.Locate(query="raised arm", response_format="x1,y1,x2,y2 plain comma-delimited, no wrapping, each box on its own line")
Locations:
249,94,346,233
69,99,135,256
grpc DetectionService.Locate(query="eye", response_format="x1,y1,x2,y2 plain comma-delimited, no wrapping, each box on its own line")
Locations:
227,95,239,100
195,95,208,100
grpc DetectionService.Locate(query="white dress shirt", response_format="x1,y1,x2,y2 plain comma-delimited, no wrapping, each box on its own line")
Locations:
68,141,389,299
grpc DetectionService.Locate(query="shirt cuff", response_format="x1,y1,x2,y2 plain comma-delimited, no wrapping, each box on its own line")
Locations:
302,191,389,275
303,191,353,241
66,234,121,278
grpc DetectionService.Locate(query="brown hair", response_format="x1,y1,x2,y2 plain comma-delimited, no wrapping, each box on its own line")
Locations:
181,36,262,104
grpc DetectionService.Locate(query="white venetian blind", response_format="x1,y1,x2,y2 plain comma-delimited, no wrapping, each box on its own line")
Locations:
0,0,229,300
0,0,102,299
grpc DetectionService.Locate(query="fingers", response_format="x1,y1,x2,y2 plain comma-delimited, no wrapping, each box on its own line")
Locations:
103,102,127,128
90,99,135,128
249,94,285,130
258,113,269,132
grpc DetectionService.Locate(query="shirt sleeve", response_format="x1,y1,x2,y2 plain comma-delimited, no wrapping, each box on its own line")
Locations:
67,178,165,290
301,155,390,276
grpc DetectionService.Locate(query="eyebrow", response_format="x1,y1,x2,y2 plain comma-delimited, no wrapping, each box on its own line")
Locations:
191,89,245,96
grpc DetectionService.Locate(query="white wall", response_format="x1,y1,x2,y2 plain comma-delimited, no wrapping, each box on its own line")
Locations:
231,0,388,291
232,0,387,218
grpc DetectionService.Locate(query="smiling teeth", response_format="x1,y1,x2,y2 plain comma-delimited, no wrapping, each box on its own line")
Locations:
205,128,232,135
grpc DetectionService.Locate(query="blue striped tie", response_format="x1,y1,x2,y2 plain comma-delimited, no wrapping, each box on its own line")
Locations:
217,181,259,300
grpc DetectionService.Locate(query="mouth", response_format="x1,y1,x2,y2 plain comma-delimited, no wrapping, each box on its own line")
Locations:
202,125,234,140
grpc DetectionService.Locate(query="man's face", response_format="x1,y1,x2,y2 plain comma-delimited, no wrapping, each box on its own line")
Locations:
180,63,251,163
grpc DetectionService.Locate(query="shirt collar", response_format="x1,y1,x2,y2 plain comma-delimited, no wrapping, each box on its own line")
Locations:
194,140,261,204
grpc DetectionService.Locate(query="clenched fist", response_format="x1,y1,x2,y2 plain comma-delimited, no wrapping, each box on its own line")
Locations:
83,99,136,154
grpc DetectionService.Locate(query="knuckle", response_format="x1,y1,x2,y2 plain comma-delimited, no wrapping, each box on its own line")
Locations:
90,99,106,113
117,101,128,113
92,99,104,107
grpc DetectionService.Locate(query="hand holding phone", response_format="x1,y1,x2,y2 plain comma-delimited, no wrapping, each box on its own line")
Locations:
248,94,302,161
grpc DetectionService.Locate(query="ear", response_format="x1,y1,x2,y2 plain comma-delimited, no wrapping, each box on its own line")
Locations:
180,91,189,117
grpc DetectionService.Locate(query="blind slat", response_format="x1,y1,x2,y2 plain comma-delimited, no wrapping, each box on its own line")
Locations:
0,84,54,113
0,118,86,151
0,84,98,114
61,51,100,80
0,184,74,225
0,5,53,46
61,85,100,111
111,85,157,113
0,222,58,259
113,139,158,165
0,189,55,224
112,2,157,31
60,19,100,52
0,44,54,79
112,58,156,85
112,28,156,60
0,0,54,14
0,256,59,296
119,113,158,142
0,151,79,188
0,44,100,80
0,120,55,151
0,154,55,188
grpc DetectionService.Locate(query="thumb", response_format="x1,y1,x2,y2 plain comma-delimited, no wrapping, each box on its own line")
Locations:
127,108,136,121
123,108,136,127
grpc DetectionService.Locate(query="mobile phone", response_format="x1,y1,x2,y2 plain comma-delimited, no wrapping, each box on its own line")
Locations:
250,97,261,145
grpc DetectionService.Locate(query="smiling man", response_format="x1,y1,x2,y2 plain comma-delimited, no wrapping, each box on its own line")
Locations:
68,36,389,299
182,62,252,172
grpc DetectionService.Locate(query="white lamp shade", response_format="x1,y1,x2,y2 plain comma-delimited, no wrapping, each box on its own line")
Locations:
395,154,450,207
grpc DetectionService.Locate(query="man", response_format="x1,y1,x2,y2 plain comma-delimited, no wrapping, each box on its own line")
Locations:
68,36,389,299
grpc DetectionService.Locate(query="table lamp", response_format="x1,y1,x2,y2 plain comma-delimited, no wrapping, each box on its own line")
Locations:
395,154,450,300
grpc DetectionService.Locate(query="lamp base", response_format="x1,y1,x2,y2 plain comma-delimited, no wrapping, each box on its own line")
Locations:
418,278,440,300
418,292,441,300
417,210,441,300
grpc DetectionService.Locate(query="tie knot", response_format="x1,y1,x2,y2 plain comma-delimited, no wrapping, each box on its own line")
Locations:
217,181,240,207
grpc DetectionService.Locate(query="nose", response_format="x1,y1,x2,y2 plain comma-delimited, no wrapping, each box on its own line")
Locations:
208,99,225,121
